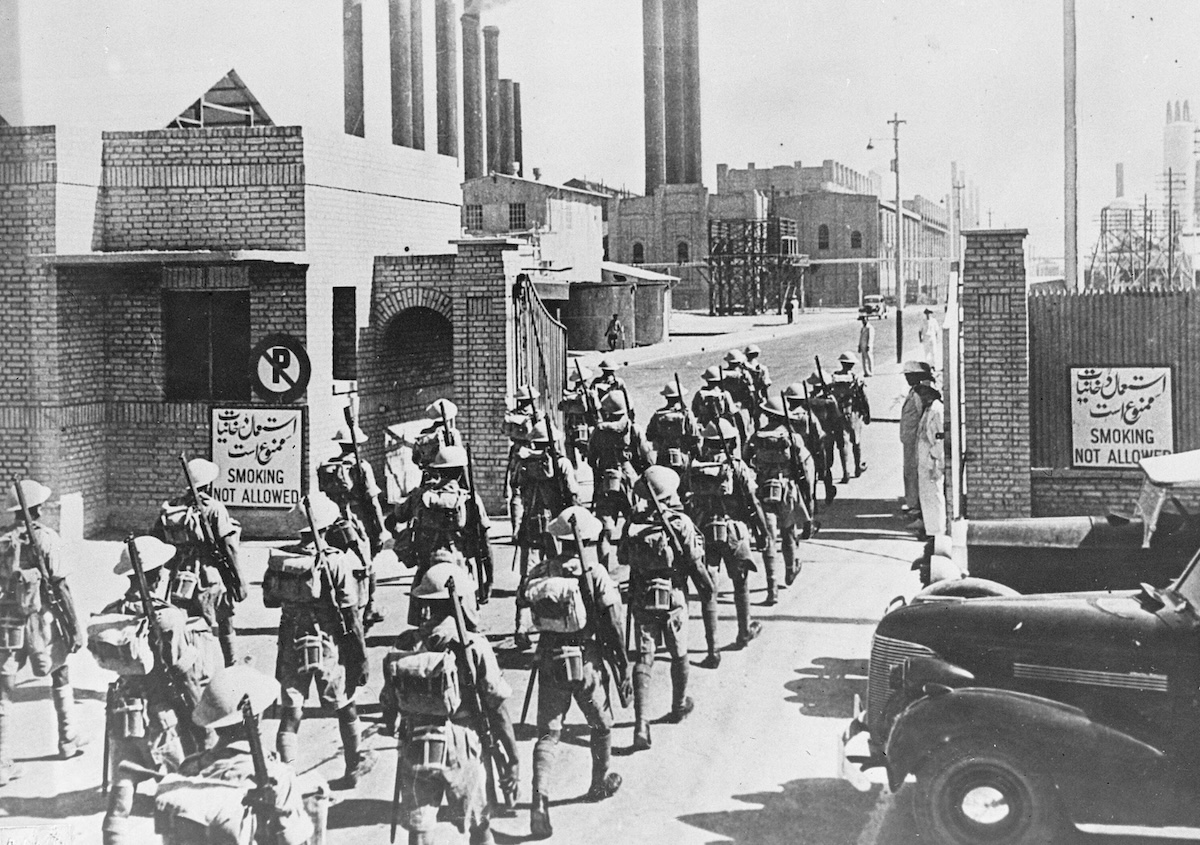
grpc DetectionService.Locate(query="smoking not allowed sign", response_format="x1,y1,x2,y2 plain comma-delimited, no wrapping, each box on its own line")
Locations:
250,333,311,404
1071,366,1174,468
211,407,304,508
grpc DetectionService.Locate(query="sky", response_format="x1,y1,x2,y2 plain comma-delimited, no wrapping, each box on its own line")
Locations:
480,0,1200,261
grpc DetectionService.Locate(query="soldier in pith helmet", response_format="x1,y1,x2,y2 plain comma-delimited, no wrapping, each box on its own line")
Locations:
586,390,653,571
829,352,871,479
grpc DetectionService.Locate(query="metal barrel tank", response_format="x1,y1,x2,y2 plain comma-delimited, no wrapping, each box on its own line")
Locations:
634,279,669,345
563,281,637,351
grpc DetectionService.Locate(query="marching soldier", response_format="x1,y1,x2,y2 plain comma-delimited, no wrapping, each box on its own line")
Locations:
692,366,739,434
0,480,86,786
804,372,852,486
589,360,628,403
783,382,837,506
524,506,629,839
412,398,464,478
746,398,815,604
646,381,700,475
153,458,246,666
743,345,772,410
504,387,540,539
829,352,872,478
559,366,596,468
686,421,767,650
271,494,375,789
620,467,709,750
155,664,321,845
99,536,218,845
586,391,653,571
512,419,580,650
720,349,758,429
384,562,519,845
393,444,490,616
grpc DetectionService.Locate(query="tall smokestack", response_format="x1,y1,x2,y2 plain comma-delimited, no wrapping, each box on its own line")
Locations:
662,0,685,184
390,0,415,148
500,79,516,175
642,0,666,195
484,25,501,174
462,12,484,178
410,0,426,149
681,0,701,184
435,0,458,158
513,81,523,177
1115,163,1124,199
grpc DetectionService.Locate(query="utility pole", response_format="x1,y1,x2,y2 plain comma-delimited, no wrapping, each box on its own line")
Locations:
889,112,907,363
1064,0,1079,290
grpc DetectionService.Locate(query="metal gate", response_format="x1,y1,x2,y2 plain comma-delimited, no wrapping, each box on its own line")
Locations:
513,275,567,424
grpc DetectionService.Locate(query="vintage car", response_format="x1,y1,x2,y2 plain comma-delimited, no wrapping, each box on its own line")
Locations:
920,449,1200,594
858,294,888,320
843,554,1200,844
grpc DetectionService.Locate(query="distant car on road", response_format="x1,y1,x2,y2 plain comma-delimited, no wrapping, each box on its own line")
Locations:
858,295,888,319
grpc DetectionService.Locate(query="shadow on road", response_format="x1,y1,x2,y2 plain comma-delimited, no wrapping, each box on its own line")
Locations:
0,786,109,818
677,778,882,845
784,657,868,718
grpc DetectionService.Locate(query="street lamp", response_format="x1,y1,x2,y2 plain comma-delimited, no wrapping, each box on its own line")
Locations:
868,113,906,363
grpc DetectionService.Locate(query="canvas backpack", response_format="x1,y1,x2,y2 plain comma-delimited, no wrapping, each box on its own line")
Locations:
385,646,463,718
526,575,588,634
753,429,792,477
690,459,734,500
417,486,469,535
261,548,322,608
623,522,675,578
157,503,205,547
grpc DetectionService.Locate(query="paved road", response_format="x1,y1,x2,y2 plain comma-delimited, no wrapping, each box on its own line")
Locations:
0,309,942,844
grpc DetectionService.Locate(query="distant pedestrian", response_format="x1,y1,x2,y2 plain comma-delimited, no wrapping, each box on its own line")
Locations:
857,315,875,377
605,313,625,351
920,308,942,372
786,296,798,323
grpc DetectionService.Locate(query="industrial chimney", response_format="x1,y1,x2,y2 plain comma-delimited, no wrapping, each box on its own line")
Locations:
461,12,484,178
435,0,458,158
642,0,666,194
483,26,501,174
1115,163,1124,199
410,0,425,150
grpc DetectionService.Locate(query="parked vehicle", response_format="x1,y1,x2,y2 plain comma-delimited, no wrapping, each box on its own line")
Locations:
916,449,1200,593
843,550,1200,843
858,294,888,320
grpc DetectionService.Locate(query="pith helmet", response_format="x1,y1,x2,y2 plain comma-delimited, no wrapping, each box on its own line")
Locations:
598,360,616,373
514,385,540,402
5,480,51,513
902,360,933,376
186,459,220,488
761,397,792,419
702,365,722,383
838,351,858,365
426,398,458,420
569,366,593,384
635,466,681,501
333,427,368,445
744,344,761,358
193,665,278,729
547,505,603,542
805,372,824,386
660,382,686,399
429,444,468,470
600,391,627,418
115,535,177,575
412,561,480,626
783,382,806,400
701,419,738,441
304,492,342,533
724,349,746,365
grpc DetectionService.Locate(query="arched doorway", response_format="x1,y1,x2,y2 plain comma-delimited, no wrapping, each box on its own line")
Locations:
376,306,454,421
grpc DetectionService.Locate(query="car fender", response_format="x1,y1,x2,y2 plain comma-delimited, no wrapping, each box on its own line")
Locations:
884,687,1164,794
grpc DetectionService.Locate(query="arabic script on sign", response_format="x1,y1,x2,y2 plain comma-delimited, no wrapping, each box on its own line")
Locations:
211,408,303,508
1071,367,1173,468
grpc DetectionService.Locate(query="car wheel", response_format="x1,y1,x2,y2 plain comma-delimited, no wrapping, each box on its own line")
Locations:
915,577,1020,599
912,738,1074,845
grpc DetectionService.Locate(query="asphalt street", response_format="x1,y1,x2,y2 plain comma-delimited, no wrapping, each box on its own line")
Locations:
0,307,1003,844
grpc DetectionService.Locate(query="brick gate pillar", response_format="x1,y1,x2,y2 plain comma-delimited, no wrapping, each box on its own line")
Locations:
961,229,1031,518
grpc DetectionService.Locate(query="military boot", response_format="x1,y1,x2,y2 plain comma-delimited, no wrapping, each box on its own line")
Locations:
585,733,621,801
699,605,721,669
733,579,762,648
853,443,866,477
52,669,86,759
632,666,652,751
335,704,377,789
530,793,553,839
667,660,693,723
276,706,303,763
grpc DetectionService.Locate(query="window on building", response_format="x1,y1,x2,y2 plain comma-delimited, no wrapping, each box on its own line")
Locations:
676,241,690,263
508,202,527,230
851,230,863,249
343,0,365,137
332,286,357,381
603,235,609,261
632,242,645,265
163,290,251,401
464,204,483,230
818,224,830,250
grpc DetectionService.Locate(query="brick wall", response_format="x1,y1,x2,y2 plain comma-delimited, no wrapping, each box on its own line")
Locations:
961,229,1031,518
95,127,305,252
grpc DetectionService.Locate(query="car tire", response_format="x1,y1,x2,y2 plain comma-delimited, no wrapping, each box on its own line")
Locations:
915,577,1020,599
912,737,1075,845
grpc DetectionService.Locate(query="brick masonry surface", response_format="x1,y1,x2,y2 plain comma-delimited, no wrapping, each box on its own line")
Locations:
961,229,1031,519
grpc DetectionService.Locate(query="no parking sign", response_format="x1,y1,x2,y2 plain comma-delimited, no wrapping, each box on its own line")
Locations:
249,333,311,404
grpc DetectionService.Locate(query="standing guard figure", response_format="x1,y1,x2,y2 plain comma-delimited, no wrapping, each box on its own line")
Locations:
586,391,653,571
384,563,519,845
153,458,245,666
686,421,768,650
746,398,815,603
269,494,375,789
524,506,629,840
620,467,709,750
0,480,86,786
829,352,872,478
